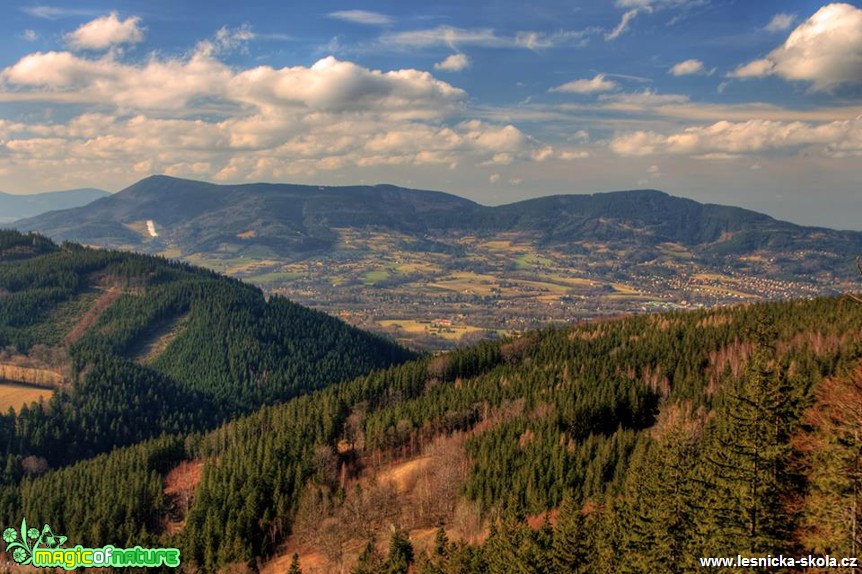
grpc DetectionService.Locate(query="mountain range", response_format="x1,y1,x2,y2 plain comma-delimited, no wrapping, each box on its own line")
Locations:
0,188,109,224
15,175,862,263
12,176,862,350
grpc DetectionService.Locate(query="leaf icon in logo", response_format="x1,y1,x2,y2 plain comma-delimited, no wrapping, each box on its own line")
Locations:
40,524,66,549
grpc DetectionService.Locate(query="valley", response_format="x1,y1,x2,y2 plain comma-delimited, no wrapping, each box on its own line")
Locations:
189,227,839,350
14,176,861,350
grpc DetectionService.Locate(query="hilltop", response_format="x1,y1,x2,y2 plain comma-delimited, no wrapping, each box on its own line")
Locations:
0,230,413,468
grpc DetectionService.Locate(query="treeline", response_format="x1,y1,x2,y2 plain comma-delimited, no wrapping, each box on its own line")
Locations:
4,295,862,572
0,230,413,469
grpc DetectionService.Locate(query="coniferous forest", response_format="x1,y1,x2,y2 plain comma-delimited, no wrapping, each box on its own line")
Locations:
1,230,862,573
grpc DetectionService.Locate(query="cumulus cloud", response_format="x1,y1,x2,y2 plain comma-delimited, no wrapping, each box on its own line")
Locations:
550,74,618,94
1,51,466,117
765,13,796,32
64,12,145,51
0,42,569,187
610,118,862,157
730,3,862,91
669,59,705,76
328,10,392,26
434,54,469,72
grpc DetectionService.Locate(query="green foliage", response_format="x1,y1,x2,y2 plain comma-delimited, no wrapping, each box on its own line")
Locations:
384,526,414,574
3,284,862,573
0,231,414,467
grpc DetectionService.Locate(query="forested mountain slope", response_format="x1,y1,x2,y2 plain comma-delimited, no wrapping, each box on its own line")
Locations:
17,175,862,265
4,294,862,573
0,230,413,469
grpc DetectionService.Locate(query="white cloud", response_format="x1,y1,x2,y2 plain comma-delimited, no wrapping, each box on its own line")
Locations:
380,26,595,50
550,74,618,94
328,10,392,26
765,13,796,32
610,118,862,157
1,52,466,116
598,89,689,109
381,26,507,49
196,25,256,56
64,12,145,51
669,59,704,76
605,9,639,41
616,0,705,8
23,30,38,41
608,0,705,38
730,59,773,79
434,54,469,72
0,44,567,187
730,3,862,91
21,6,99,20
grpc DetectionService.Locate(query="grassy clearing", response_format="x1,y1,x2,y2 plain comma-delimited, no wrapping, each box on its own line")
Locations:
0,383,53,413
514,253,554,269
362,269,391,284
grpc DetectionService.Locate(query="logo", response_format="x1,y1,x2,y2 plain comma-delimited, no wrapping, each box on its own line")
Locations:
3,519,180,570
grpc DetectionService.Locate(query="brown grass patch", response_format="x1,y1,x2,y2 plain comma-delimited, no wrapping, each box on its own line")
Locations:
0,382,53,413
63,287,122,346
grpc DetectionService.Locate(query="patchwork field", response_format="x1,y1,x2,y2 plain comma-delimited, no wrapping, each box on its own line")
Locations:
176,228,842,350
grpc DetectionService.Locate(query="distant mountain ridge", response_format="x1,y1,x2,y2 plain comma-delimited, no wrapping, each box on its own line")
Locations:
0,188,109,223
15,175,862,265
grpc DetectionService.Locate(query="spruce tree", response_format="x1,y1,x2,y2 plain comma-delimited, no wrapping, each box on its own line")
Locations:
385,526,414,574
353,539,385,574
703,312,800,554
287,553,303,574
552,493,591,573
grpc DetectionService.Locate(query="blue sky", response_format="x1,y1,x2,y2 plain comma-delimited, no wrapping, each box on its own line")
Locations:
1,1,861,228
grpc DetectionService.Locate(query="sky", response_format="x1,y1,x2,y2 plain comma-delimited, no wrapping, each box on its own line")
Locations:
0,1,861,229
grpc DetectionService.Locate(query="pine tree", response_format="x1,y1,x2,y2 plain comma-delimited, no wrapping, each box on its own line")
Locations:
385,526,414,574
287,553,303,574
353,539,385,574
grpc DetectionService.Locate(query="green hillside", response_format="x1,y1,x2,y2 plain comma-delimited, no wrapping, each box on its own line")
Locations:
4,293,862,572
0,230,414,468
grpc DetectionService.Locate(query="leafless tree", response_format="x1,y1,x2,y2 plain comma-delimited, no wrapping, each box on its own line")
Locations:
845,256,862,304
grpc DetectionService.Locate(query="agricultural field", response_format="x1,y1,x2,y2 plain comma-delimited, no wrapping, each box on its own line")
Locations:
0,382,53,413
179,228,835,350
